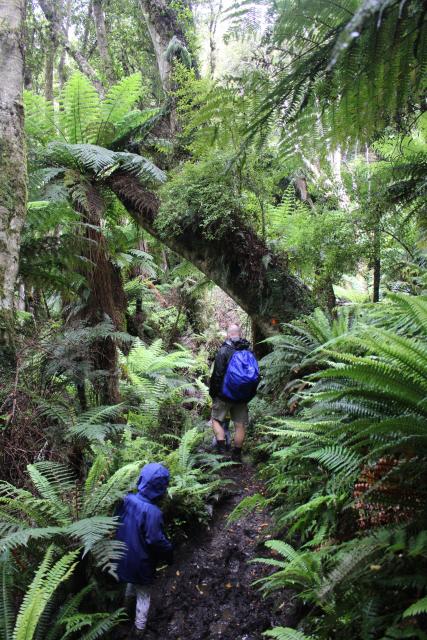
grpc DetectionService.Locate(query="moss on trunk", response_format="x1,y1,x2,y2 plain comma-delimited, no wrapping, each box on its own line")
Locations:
0,0,27,355
107,173,314,337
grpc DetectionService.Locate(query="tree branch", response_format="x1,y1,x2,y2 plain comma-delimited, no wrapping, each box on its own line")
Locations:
37,0,105,96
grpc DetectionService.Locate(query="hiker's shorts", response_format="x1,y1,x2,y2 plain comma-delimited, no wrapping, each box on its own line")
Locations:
212,397,249,425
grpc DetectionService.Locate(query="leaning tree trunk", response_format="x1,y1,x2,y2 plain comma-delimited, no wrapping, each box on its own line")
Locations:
106,174,313,337
0,0,27,353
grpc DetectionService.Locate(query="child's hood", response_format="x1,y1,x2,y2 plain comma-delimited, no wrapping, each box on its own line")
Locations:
137,462,170,501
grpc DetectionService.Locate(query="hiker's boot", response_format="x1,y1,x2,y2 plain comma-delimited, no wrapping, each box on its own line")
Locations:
231,447,242,463
224,426,232,451
216,439,226,455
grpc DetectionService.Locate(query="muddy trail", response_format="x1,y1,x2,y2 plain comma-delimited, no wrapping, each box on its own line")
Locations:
124,464,296,640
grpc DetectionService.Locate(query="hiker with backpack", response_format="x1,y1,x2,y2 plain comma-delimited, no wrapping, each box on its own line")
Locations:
209,324,259,462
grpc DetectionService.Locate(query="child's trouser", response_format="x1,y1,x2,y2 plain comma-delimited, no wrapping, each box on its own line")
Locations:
125,583,151,630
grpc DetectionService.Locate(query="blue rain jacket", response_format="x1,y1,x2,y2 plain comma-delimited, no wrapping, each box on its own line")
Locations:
115,463,173,585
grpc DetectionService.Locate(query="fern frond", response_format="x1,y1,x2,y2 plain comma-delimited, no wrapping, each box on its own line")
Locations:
62,608,126,640
44,584,94,640
402,596,427,618
318,540,382,601
264,540,301,563
59,72,101,144
24,91,56,144
28,462,76,501
0,526,63,553
263,628,314,640
0,553,14,640
82,462,141,517
13,547,79,640
97,73,143,144
305,446,362,477
227,493,268,524
65,516,118,556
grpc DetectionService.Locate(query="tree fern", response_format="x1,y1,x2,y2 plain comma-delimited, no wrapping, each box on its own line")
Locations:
97,73,143,143
59,72,101,145
245,0,426,151
44,141,165,186
110,107,163,149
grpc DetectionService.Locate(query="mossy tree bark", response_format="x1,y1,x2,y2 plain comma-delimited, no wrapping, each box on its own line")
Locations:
0,0,27,354
106,173,314,337
133,0,314,334
138,0,197,134
138,0,188,93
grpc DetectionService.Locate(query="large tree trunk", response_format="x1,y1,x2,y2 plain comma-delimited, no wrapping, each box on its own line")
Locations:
0,0,27,352
138,0,187,93
138,0,195,133
106,173,313,336
207,0,222,78
37,0,105,96
44,31,57,100
92,0,115,84
57,0,72,89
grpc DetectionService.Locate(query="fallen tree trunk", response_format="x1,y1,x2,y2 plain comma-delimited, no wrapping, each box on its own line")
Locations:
106,173,314,335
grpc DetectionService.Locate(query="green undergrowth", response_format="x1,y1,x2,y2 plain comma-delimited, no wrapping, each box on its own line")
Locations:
239,294,427,639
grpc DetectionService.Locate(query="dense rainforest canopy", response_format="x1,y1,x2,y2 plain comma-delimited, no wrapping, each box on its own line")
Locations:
0,0,426,638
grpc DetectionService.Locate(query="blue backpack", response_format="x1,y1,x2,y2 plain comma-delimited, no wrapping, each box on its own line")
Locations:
222,350,260,402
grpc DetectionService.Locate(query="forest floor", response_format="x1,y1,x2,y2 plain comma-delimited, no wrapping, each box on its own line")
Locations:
122,462,296,640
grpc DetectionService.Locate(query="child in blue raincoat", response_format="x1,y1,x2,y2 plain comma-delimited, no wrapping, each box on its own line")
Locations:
116,462,173,637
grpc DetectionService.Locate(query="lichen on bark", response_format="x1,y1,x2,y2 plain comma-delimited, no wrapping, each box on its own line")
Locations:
0,0,27,352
